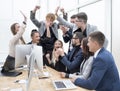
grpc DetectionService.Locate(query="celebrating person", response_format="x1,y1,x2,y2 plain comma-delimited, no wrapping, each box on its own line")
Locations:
1,11,27,74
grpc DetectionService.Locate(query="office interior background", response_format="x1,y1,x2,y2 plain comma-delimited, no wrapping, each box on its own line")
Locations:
0,0,120,71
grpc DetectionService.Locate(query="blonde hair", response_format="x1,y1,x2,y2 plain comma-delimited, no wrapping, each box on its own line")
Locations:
46,13,55,21
51,40,63,66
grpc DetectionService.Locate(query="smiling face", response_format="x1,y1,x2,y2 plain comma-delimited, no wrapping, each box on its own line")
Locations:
54,40,63,49
32,32,40,44
74,17,84,28
11,23,20,35
15,23,20,32
31,30,40,44
87,37,97,53
71,34,79,46
46,18,54,26
87,31,105,53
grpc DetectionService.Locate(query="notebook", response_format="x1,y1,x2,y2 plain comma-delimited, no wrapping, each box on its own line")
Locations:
52,79,77,90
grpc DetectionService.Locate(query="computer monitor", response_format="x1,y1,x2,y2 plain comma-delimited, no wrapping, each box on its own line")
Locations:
28,45,43,71
25,45,43,91
15,45,33,68
15,45,43,70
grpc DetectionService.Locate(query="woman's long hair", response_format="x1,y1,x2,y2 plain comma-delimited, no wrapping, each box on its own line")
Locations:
10,23,26,44
82,38,94,60
52,40,63,66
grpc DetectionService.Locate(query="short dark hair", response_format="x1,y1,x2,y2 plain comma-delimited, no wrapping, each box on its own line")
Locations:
76,12,88,23
74,32,85,43
31,29,39,37
89,31,105,46
70,14,76,19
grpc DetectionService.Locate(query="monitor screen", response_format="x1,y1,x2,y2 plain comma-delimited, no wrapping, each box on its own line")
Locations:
15,45,32,68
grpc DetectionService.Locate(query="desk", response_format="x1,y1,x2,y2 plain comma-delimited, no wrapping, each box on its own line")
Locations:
0,67,94,91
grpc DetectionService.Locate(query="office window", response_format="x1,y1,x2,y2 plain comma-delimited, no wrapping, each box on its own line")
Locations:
78,0,105,33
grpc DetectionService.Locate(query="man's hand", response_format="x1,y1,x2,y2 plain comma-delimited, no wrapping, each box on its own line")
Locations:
56,48,64,56
55,6,60,16
71,76,78,83
60,72,66,78
60,8,65,14
45,21,51,27
59,25,68,34
45,53,50,59
33,5,40,13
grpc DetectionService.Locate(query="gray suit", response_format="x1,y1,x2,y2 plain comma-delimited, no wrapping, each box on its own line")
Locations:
30,11,58,39
57,16,97,35
57,16,108,48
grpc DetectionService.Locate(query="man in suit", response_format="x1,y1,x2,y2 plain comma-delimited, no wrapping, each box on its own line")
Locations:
56,32,84,73
71,31,120,91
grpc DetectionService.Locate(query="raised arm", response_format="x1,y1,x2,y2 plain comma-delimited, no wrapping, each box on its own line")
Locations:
56,48,83,71
32,5,40,13
11,11,27,44
59,25,73,43
60,7,68,20
30,6,42,28
20,10,27,24
55,7,76,29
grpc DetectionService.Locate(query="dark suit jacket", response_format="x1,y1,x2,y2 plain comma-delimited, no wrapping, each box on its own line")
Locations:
63,28,73,43
60,46,84,73
74,48,120,91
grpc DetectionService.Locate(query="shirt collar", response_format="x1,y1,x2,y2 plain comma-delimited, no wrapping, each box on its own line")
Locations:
94,48,101,58
32,42,37,45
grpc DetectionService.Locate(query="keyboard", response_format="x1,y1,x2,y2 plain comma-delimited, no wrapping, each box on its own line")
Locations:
53,79,77,90
55,81,66,88
63,80,76,88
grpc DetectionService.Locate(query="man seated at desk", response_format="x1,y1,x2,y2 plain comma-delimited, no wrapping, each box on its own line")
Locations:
71,31,120,91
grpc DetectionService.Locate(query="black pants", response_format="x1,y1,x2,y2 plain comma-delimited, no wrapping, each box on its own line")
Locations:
2,55,15,72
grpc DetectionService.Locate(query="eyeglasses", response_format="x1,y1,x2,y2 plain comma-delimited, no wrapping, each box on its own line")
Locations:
72,37,79,39
75,20,83,22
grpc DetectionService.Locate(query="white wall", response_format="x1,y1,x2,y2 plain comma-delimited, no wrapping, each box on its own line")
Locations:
112,0,120,70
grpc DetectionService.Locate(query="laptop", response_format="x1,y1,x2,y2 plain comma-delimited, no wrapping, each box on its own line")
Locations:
52,79,77,90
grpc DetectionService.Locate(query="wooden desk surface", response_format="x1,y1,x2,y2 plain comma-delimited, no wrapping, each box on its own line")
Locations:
0,67,94,91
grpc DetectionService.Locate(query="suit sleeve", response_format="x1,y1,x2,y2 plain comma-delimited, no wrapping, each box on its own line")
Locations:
30,11,41,28
63,28,73,43
60,50,84,71
74,57,107,90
